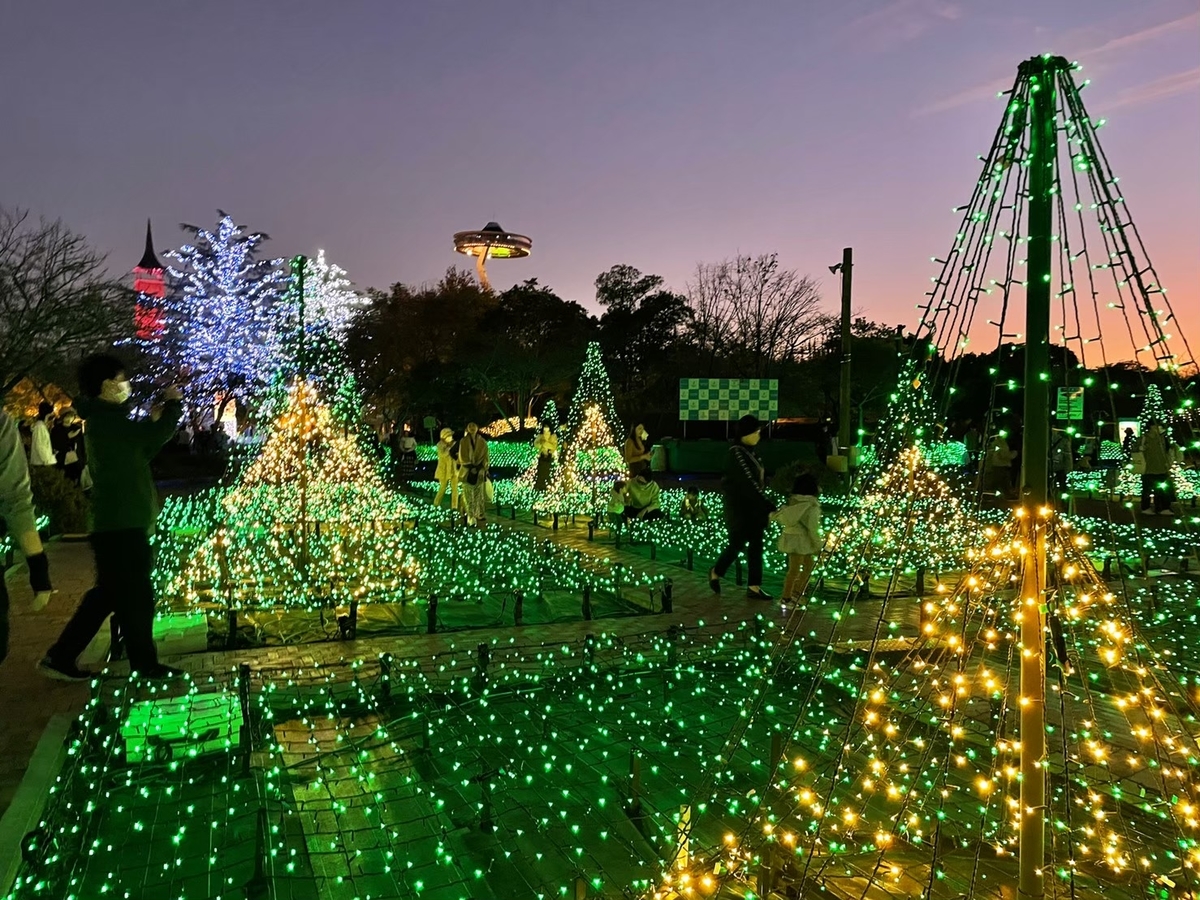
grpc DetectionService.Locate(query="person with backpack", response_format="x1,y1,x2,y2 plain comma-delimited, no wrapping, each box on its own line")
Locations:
709,415,775,601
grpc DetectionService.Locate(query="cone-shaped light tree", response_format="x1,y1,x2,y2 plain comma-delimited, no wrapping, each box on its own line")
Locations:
537,343,627,515
155,380,410,611
823,444,977,581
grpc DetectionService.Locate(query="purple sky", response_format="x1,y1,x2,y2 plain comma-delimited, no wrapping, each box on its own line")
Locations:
2,0,1197,355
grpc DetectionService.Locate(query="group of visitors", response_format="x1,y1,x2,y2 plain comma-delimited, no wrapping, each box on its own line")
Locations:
607,474,666,523
979,423,1073,498
432,423,491,527
21,402,87,486
707,416,821,604
1,354,183,681
614,415,823,604
974,411,1184,516
174,421,232,457
603,416,823,604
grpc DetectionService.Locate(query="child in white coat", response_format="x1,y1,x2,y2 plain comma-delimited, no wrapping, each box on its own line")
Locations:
770,472,821,601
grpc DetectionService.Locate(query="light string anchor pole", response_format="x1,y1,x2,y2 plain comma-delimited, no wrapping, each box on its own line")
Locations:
834,247,854,479
1017,53,1063,900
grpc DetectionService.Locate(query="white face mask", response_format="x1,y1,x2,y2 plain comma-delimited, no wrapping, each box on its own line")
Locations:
102,379,132,404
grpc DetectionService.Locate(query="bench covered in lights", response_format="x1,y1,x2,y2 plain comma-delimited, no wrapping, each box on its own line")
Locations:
121,688,243,764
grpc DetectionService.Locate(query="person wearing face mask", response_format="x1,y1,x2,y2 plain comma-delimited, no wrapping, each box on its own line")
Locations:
624,424,652,478
709,415,776,601
39,354,184,681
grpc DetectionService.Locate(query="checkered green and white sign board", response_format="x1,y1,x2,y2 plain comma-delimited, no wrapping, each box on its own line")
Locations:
679,378,779,421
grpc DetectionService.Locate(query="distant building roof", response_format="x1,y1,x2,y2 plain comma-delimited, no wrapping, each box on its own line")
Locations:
135,219,163,270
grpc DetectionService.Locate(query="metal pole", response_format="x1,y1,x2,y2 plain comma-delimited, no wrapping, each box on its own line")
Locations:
293,255,307,372
1018,54,1062,900
837,248,854,462
293,255,310,580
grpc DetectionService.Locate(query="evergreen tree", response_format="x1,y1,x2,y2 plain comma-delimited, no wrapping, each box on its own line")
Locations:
1138,384,1171,438
537,344,627,515
566,342,623,445
868,358,940,475
155,379,409,610
824,445,977,579
159,212,285,409
301,249,364,339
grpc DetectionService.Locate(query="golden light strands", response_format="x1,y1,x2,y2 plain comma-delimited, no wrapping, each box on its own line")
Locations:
156,379,413,611
822,445,978,582
649,505,1200,899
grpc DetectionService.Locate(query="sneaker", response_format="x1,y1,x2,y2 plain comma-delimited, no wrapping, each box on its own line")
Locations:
38,656,92,682
1140,508,1156,516
708,568,721,594
133,664,186,680
746,588,774,601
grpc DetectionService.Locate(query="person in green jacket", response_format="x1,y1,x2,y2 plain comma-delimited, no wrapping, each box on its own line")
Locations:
39,354,183,681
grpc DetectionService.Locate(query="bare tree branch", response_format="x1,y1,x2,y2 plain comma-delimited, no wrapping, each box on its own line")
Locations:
0,206,132,396
685,253,825,377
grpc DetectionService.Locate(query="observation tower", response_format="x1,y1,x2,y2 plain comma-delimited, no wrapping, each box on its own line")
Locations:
452,220,531,291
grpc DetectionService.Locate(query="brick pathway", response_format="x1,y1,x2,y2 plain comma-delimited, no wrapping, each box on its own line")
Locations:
0,510,924,823
0,540,95,818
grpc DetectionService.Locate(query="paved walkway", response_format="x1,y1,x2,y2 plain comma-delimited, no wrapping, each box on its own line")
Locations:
0,509,922,822
0,541,95,817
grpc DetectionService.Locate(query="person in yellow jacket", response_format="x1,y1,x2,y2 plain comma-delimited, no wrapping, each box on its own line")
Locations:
433,427,459,510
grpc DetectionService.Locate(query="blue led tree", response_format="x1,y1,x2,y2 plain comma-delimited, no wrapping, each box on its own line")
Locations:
158,212,286,410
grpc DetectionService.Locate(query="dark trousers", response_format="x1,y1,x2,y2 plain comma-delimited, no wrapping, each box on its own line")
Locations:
48,528,159,672
1141,473,1172,513
714,520,765,587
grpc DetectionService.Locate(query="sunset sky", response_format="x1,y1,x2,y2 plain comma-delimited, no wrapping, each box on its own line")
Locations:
2,0,1196,362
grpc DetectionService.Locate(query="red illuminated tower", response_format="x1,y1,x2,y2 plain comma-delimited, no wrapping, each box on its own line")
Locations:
132,219,166,340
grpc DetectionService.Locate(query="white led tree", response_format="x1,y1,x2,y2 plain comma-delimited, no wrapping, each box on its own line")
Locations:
301,249,364,339
265,254,365,427
158,212,286,409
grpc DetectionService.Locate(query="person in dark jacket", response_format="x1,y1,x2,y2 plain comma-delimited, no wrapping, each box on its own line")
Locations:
51,407,85,484
0,409,54,665
709,415,775,601
39,354,184,681
1138,422,1173,515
